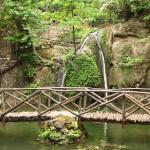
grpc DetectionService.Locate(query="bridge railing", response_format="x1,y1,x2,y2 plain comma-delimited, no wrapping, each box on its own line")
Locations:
0,87,150,122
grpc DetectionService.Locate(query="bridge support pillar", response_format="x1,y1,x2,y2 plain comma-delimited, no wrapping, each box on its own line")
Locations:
77,115,81,127
2,117,6,127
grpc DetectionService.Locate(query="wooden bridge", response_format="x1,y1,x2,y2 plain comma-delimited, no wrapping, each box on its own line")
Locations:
0,87,150,124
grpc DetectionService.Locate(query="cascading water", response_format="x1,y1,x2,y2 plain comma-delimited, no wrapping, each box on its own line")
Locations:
92,31,108,97
60,68,67,87
78,35,92,53
78,30,109,95
59,67,67,102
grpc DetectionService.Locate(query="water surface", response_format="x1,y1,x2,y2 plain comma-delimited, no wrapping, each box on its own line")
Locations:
0,122,149,150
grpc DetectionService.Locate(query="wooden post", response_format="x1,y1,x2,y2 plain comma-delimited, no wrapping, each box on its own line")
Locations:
38,91,42,127
78,94,82,127
83,92,87,111
59,91,62,102
1,91,6,126
0,61,3,88
14,93,17,106
121,94,126,128
47,91,51,108
2,91,5,115
79,94,82,113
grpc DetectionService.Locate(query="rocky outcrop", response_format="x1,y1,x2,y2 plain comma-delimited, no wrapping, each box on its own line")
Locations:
1,65,25,87
101,19,150,88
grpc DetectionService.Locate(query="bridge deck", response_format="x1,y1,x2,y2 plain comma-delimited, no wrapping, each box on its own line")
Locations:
1,111,150,124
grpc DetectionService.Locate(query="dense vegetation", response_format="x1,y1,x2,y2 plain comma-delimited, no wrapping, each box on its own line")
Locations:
1,0,149,56
0,0,149,87
65,53,101,87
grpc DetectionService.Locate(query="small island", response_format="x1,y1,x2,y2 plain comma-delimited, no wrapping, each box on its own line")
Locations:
39,115,87,144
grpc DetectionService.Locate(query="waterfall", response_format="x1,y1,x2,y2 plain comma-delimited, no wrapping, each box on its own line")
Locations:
92,31,108,97
78,35,92,53
59,67,66,102
60,68,67,87
91,31,109,138
78,31,109,95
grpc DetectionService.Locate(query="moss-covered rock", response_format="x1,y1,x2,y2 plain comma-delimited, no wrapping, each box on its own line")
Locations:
39,115,87,144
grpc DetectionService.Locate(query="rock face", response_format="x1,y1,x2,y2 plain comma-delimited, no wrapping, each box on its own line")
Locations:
101,19,150,88
1,66,25,87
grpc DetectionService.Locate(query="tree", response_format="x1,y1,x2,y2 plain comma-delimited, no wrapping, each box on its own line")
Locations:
0,0,49,59
47,0,100,54
100,0,150,21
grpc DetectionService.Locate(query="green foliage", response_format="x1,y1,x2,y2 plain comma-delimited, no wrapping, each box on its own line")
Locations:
99,0,150,21
67,129,81,140
120,56,144,69
39,127,61,142
0,0,49,56
49,0,100,26
118,55,144,87
21,52,40,81
129,0,150,18
23,65,36,80
47,0,101,51
70,121,78,130
65,53,101,87
20,52,40,65
27,72,54,88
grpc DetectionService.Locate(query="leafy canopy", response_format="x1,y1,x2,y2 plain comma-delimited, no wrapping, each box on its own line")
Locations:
0,0,49,48
47,0,101,27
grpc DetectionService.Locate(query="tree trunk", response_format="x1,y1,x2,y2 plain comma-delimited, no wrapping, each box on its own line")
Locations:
71,10,77,54
72,25,77,54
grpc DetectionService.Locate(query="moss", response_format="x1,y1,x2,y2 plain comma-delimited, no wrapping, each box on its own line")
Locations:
119,56,144,70
39,127,61,142
23,65,37,81
117,43,144,87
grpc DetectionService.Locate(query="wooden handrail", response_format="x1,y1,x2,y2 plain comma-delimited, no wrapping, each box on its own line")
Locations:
0,87,149,124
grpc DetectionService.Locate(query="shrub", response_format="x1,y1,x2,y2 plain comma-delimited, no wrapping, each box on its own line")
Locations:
23,65,37,81
65,54,101,87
